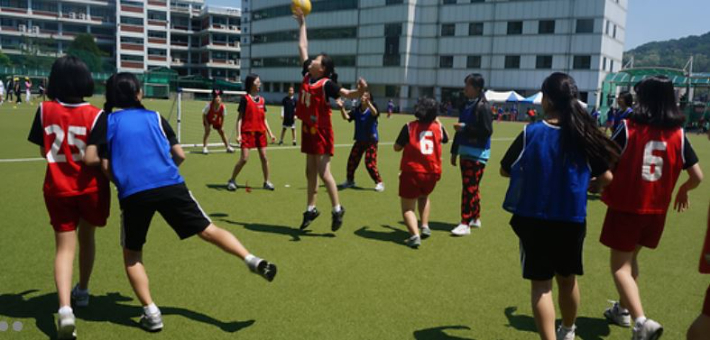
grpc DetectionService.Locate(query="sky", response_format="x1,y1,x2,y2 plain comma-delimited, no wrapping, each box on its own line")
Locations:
204,0,710,51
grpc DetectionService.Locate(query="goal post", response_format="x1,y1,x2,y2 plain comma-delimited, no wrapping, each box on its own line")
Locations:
166,87,246,149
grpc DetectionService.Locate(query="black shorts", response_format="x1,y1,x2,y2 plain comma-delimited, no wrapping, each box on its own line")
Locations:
510,215,586,281
119,183,211,251
283,116,295,127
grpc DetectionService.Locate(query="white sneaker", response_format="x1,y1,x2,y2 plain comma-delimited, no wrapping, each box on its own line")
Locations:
420,225,431,239
469,219,482,229
227,179,237,191
71,284,89,307
226,146,235,153
604,301,631,327
202,147,209,154
632,319,663,340
406,235,421,249
374,182,385,192
451,223,471,236
556,324,576,340
57,311,76,339
140,310,164,332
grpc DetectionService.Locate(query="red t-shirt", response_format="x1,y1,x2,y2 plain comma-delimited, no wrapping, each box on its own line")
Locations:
400,120,444,174
297,75,332,131
241,95,266,133
37,101,107,197
602,120,686,214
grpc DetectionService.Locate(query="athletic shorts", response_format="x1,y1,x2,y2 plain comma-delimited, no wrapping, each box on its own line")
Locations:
301,125,334,156
119,183,211,251
600,209,667,252
398,172,440,199
704,285,710,316
241,131,267,149
510,215,586,281
283,117,295,128
44,190,110,232
211,122,223,130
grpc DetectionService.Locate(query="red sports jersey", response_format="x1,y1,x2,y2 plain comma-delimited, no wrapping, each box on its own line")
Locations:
296,75,332,130
701,205,710,274
400,120,444,174
206,103,225,126
241,95,266,132
40,101,106,197
602,120,685,214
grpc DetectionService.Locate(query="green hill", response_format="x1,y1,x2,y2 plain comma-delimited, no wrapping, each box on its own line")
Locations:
624,31,710,72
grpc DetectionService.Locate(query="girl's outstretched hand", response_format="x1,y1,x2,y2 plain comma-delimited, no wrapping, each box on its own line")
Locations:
293,7,305,25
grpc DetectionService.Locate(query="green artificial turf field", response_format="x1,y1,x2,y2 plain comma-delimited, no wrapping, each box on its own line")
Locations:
0,97,708,339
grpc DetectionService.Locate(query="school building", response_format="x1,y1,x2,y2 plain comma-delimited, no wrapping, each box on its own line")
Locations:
240,0,628,110
0,0,242,81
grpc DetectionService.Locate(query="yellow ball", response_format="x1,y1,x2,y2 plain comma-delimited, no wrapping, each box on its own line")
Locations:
291,0,312,16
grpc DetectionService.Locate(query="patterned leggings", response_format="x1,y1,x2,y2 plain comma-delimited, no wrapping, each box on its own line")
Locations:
460,159,486,224
346,141,382,184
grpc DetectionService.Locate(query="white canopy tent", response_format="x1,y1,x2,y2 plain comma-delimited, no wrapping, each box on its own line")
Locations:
521,91,588,109
484,90,526,103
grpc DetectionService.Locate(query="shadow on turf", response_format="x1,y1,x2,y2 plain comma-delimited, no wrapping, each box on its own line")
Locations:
504,306,610,340
413,325,475,339
219,219,336,242
0,290,254,339
354,225,410,247
206,184,270,192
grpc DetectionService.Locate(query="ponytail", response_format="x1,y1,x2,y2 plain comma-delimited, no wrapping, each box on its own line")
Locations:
542,73,619,167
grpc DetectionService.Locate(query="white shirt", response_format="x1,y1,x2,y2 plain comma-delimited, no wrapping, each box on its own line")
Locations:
0,80,4,93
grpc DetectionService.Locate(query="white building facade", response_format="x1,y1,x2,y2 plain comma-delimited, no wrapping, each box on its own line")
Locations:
240,0,627,109
0,0,241,81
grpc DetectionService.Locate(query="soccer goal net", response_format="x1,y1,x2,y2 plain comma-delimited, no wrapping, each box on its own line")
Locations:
165,88,246,149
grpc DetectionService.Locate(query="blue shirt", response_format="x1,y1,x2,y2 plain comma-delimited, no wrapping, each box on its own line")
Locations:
611,107,632,131
502,121,592,223
106,108,184,199
454,98,491,163
351,106,379,142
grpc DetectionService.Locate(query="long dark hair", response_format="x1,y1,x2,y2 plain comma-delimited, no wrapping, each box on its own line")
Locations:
618,91,633,108
317,53,339,84
46,56,94,102
414,97,438,123
211,89,223,106
541,72,619,166
244,73,259,93
104,73,145,114
631,76,685,128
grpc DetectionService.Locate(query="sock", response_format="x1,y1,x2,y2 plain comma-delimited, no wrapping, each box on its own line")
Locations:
245,254,261,270
143,303,160,315
58,306,73,316
421,224,429,229
634,316,647,328
333,205,342,213
307,205,316,212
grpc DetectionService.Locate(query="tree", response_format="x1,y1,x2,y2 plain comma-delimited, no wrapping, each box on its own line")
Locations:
67,33,105,72
0,51,11,67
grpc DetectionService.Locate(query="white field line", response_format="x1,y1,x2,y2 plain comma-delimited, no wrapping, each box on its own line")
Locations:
0,138,515,162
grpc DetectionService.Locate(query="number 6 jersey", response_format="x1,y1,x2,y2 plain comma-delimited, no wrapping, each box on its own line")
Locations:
602,119,699,214
27,101,106,197
396,120,448,174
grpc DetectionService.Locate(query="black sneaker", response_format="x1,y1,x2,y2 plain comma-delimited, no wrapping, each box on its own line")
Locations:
331,207,345,232
292,141,297,146
300,209,320,230
255,260,277,282
278,141,283,146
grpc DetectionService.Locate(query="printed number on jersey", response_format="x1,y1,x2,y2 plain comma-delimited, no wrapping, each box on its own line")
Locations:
419,131,434,155
45,125,87,163
642,141,666,182
300,91,311,108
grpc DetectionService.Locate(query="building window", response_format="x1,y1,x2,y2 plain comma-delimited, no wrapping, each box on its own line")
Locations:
148,48,167,56
383,55,401,66
507,21,523,35
605,20,610,35
120,16,143,26
121,36,143,44
576,19,594,33
469,22,483,36
443,0,457,4
385,0,404,4
121,55,143,62
603,57,607,71
610,60,614,72
613,24,617,38
385,85,399,98
441,23,455,37
440,56,454,68
467,55,481,68
538,20,555,34
385,23,402,36
536,55,553,69
504,55,520,69
573,55,592,69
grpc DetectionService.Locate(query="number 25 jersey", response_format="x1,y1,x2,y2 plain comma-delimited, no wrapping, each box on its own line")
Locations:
37,101,106,197
602,120,691,214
